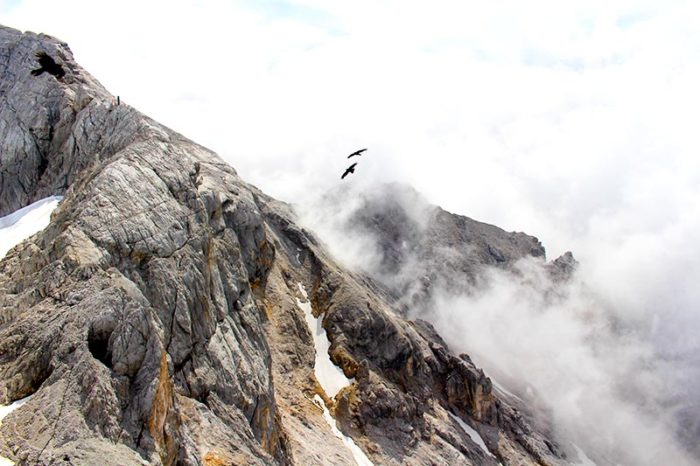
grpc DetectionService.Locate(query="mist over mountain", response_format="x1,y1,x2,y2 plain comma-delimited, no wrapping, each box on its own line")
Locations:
1,22,698,466
0,24,584,466
298,182,700,465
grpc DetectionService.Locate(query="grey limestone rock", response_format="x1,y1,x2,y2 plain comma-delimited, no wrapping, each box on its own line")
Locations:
546,251,578,282
0,24,568,466
327,182,549,311
0,24,284,466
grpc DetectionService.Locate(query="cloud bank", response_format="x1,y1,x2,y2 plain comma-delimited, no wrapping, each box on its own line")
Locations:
430,259,697,466
299,183,699,465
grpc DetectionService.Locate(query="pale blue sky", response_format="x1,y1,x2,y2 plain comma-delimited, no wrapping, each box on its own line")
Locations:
0,0,21,14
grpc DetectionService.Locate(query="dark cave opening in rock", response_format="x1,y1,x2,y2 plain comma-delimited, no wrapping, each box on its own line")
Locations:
87,329,112,368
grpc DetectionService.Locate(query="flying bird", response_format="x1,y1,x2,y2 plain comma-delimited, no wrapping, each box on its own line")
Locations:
341,162,357,179
31,51,65,80
347,148,367,159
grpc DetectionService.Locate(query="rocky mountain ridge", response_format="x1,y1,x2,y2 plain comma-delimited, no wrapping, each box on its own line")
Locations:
308,183,576,313
1,24,573,465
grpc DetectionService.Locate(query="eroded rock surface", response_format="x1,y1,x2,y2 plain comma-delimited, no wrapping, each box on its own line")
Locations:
1,24,568,466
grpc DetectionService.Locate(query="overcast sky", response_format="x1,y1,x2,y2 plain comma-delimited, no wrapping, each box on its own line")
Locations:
2,0,698,253
4,0,699,326
4,0,698,332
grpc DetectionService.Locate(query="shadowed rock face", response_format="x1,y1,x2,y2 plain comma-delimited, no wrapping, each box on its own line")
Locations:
0,24,568,466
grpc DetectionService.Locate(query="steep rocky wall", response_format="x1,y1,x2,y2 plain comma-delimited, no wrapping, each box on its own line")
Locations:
258,199,568,465
0,25,286,465
0,24,569,466
331,183,569,312
0,25,155,217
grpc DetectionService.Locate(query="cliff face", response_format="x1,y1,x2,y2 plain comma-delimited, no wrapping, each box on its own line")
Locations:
326,183,549,310
0,25,568,466
314,183,575,315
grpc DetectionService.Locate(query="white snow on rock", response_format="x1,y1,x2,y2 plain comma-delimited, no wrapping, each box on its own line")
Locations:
0,396,32,466
297,283,352,399
297,283,372,465
0,396,31,424
0,196,62,259
312,395,374,466
0,197,59,464
449,412,497,459
572,444,597,466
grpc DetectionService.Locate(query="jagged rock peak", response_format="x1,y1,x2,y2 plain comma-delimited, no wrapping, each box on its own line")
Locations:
1,25,569,466
0,24,222,217
312,182,547,310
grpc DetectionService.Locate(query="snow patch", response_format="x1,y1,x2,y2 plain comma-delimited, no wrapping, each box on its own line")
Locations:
449,412,496,459
297,283,372,465
0,196,55,466
312,395,374,466
297,283,352,399
0,196,62,259
572,444,597,466
0,396,31,425
0,396,32,466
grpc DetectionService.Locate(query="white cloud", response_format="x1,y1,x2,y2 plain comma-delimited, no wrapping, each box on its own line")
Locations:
429,258,697,465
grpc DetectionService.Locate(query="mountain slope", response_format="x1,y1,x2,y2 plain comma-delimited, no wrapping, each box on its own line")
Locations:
309,183,557,311
0,25,568,466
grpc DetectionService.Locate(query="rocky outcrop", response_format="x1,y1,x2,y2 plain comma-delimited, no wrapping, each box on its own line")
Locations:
0,26,145,217
319,183,576,313
0,24,285,465
1,24,568,466
545,251,577,282
259,203,566,465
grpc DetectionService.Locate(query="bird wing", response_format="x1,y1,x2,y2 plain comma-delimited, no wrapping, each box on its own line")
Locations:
341,163,357,179
347,148,367,158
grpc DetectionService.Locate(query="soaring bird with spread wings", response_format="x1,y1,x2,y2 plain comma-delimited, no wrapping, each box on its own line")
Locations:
341,162,357,179
347,148,367,159
31,51,65,80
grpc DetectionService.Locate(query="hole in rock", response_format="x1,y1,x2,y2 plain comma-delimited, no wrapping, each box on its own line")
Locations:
88,328,113,368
